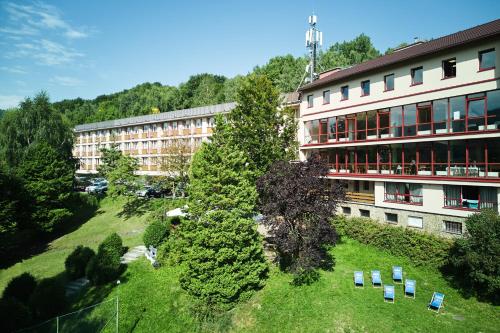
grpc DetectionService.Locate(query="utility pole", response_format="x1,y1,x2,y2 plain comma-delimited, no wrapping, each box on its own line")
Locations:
305,14,323,83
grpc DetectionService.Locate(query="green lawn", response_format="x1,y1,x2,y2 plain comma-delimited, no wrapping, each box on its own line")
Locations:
72,239,499,333
2,198,498,332
0,196,155,292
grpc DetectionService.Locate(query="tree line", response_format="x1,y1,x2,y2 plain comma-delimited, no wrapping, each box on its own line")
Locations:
51,34,387,127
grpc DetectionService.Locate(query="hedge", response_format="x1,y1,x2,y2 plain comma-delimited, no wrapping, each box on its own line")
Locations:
332,216,454,268
65,246,95,280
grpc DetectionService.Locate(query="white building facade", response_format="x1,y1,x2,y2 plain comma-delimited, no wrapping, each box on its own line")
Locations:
298,19,500,237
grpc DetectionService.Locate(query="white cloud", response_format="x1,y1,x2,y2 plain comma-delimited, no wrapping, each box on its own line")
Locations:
0,2,90,39
0,66,28,74
0,95,24,109
5,39,84,65
50,76,83,87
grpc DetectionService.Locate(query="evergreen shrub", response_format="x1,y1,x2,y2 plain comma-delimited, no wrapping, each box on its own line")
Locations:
2,272,37,303
65,245,95,280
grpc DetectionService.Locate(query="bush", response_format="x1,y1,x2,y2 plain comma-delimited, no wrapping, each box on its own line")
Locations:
0,297,32,332
65,245,96,280
449,209,500,303
332,216,453,268
86,233,124,285
143,219,170,248
179,211,268,311
29,278,67,320
2,272,37,303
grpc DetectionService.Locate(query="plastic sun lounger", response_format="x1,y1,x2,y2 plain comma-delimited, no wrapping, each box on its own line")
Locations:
354,271,364,288
405,279,416,298
428,292,445,312
384,285,395,303
392,266,403,283
371,270,382,287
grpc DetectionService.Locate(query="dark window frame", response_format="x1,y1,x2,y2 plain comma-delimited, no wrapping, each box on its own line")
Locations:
479,48,496,71
411,66,423,86
384,73,395,91
341,85,349,101
385,212,398,224
442,58,457,79
444,221,463,234
361,80,370,97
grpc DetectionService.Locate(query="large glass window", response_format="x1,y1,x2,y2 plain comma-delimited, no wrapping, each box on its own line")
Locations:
392,144,403,174
450,96,465,133
357,112,366,140
385,182,423,204
367,111,377,139
390,106,403,138
434,141,448,176
487,138,500,178
468,140,485,177
384,74,394,91
367,146,377,173
337,116,347,141
487,90,500,128
379,110,390,138
404,143,417,175
328,117,337,141
319,119,328,143
433,99,449,134
444,185,497,210
404,104,417,136
356,148,366,173
417,102,432,134
449,141,466,177
379,145,391,174
417,143,432,175
479,49,496,70
467,96,486,131
411,66,423,85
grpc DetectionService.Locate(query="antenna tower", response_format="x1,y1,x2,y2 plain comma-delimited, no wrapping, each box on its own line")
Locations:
305,14,323,83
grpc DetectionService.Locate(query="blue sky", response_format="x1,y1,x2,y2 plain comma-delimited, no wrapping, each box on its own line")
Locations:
0,0,499,108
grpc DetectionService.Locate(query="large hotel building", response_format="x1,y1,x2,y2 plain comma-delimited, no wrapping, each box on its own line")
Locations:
74,19,500,237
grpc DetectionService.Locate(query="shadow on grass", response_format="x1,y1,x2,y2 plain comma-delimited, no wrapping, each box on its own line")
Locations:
0,194,99,270
117,197,151,220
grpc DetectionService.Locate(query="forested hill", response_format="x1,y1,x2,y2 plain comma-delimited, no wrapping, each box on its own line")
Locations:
53,34,399,127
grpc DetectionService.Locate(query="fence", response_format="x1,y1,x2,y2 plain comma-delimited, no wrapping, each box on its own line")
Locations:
17,298,118,333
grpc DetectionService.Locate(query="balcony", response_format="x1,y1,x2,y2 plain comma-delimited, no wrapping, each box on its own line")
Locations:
346,191,375,204
194,128,203,135
182,129,191,136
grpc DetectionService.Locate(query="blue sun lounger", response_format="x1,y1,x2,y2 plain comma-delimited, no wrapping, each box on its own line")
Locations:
392,266,403,283
354,271,364,288
371,270,382,287
428,292,445,312
405,279,416,298
384,285,395,303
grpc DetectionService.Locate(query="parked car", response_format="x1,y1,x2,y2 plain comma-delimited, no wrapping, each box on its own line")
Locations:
136,186,161,198
85,179,108,194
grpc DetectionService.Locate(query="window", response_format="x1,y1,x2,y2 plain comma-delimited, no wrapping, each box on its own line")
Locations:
384,182,423,205
323,90,330,104
307,94,314,108
411,66,423,85
442,58,456,78
479,49,495,70
384,74,394,91
360,209,370,218
444,185,497,210
385,213,398,224
363,181,370,191
408,216,423,229
361,80,370,96
444,221,463,234
195,119,202,128
341,85,349,100
342,206,351,215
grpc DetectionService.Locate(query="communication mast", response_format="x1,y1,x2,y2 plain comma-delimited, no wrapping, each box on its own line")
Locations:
305,14,323,83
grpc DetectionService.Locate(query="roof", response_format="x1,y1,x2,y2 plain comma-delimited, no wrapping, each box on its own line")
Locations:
74,102,236,132
300,19,500,92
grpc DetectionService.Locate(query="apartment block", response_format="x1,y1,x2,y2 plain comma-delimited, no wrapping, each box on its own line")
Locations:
298,19,500,237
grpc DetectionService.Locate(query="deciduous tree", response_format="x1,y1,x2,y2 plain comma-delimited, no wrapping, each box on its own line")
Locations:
256,155,345,282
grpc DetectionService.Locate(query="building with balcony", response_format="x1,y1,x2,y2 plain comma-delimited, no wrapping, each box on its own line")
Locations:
298,19,500,237
73,102,236,175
